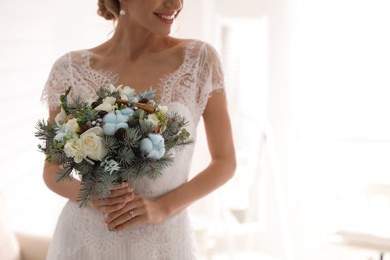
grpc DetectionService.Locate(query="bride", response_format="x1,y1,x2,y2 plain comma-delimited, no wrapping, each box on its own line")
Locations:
41,0,236,259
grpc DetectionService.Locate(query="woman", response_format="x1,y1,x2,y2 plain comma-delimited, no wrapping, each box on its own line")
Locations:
42,0,236,259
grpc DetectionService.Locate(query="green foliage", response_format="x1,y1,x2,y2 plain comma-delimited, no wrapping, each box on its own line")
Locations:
162,112,194,151
139,87,156,100
96,87,118,99
121,127,142,147
76,107,98,127
60,87,72,114
116,147,135,167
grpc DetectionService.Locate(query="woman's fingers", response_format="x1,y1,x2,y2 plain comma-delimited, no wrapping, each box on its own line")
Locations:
109,186,133,199
93,190,133,206
105,195,167,231
105,196,143,222
106,206,146,231
90,185,134,214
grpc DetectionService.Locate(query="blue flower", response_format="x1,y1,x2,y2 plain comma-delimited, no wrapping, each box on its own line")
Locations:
54,124,73,143
139,133,165,160
102,109,134,135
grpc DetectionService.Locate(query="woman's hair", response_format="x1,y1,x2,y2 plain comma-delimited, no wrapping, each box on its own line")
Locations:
97,0,121,20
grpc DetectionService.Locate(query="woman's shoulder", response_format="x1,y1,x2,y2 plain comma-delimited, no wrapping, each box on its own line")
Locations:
178,38,218,51
49,49,90,70
173,38,222,63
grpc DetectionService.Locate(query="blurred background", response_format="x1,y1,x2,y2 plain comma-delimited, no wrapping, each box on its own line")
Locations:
1,0,390,259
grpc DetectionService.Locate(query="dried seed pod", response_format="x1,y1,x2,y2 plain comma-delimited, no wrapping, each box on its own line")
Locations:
98,110,108,118
116,99,129,106
91,102,98,109
132,102,155,114
115,128,127,140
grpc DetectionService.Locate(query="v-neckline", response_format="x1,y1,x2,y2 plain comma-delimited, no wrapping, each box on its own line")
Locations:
80,40,195,102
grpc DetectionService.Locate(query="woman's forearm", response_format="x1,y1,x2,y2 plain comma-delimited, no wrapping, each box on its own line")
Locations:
43,161,82,202
156,158,236,217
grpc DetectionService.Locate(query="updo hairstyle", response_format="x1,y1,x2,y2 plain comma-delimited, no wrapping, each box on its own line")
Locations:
97,0,121,20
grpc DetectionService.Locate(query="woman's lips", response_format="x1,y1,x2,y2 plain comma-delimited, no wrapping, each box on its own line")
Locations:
154,12,177,24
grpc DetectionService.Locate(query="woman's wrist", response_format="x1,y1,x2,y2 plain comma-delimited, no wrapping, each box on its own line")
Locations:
155,196,176,219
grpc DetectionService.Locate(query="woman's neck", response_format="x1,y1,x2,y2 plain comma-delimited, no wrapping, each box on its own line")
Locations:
98,23,174,61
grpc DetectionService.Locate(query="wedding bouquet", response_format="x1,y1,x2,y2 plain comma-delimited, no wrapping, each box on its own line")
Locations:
35,85,193,206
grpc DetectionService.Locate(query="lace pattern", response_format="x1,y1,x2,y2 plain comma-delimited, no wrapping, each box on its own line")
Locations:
42,39,225,259
41,40,225,124
47,201,196,260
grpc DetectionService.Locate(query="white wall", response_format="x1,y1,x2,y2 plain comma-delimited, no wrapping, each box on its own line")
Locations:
0,0,113,236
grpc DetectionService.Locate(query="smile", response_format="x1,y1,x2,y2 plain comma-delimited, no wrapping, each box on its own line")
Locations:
155,12,177,21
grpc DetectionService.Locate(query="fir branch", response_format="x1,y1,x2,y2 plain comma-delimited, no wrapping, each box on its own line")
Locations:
132,155,174,179
139,87,156,100
163,135,180,151
49,146,68,164
122,127,143,147
93,169,118,199
117,167,138,182
171,140,194,152
105,135,121,152
117,147,135,167
56,162,75,182
96,87,118,99
139,119,155,136
77,173,97,207
163,112,189,137
34,119,56,140
74,161,95,178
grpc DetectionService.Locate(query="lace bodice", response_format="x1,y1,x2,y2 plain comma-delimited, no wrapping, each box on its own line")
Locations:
41,39,225,125
42,40,225,260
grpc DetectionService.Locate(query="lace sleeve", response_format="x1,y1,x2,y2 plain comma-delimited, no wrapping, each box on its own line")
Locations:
41,53,72,110
196,42,226,118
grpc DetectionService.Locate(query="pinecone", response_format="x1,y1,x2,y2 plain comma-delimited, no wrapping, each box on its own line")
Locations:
139,98,149,104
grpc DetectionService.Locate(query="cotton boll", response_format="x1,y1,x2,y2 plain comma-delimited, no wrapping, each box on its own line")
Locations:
115,122,129,131
117,114,128,123
155,141,165,149
121,108,134,116
147,150,160,160
140,138,153,154
157,147,165,158
103,124,116,135
148,133,164,146
103,113,116,123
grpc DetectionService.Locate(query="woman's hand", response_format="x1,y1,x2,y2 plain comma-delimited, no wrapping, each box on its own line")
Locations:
90,183,134,215
104,194,168,232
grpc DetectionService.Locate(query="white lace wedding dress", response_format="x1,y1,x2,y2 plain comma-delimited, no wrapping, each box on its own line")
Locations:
41,40,225,260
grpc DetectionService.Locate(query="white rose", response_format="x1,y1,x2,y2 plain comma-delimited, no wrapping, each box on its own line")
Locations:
64,138,85,163
55,108,67,127
118,86,136,101
146,114,160,127
94,96,117,112
80,127,108,161
157,105,168,114
65,118,80,134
